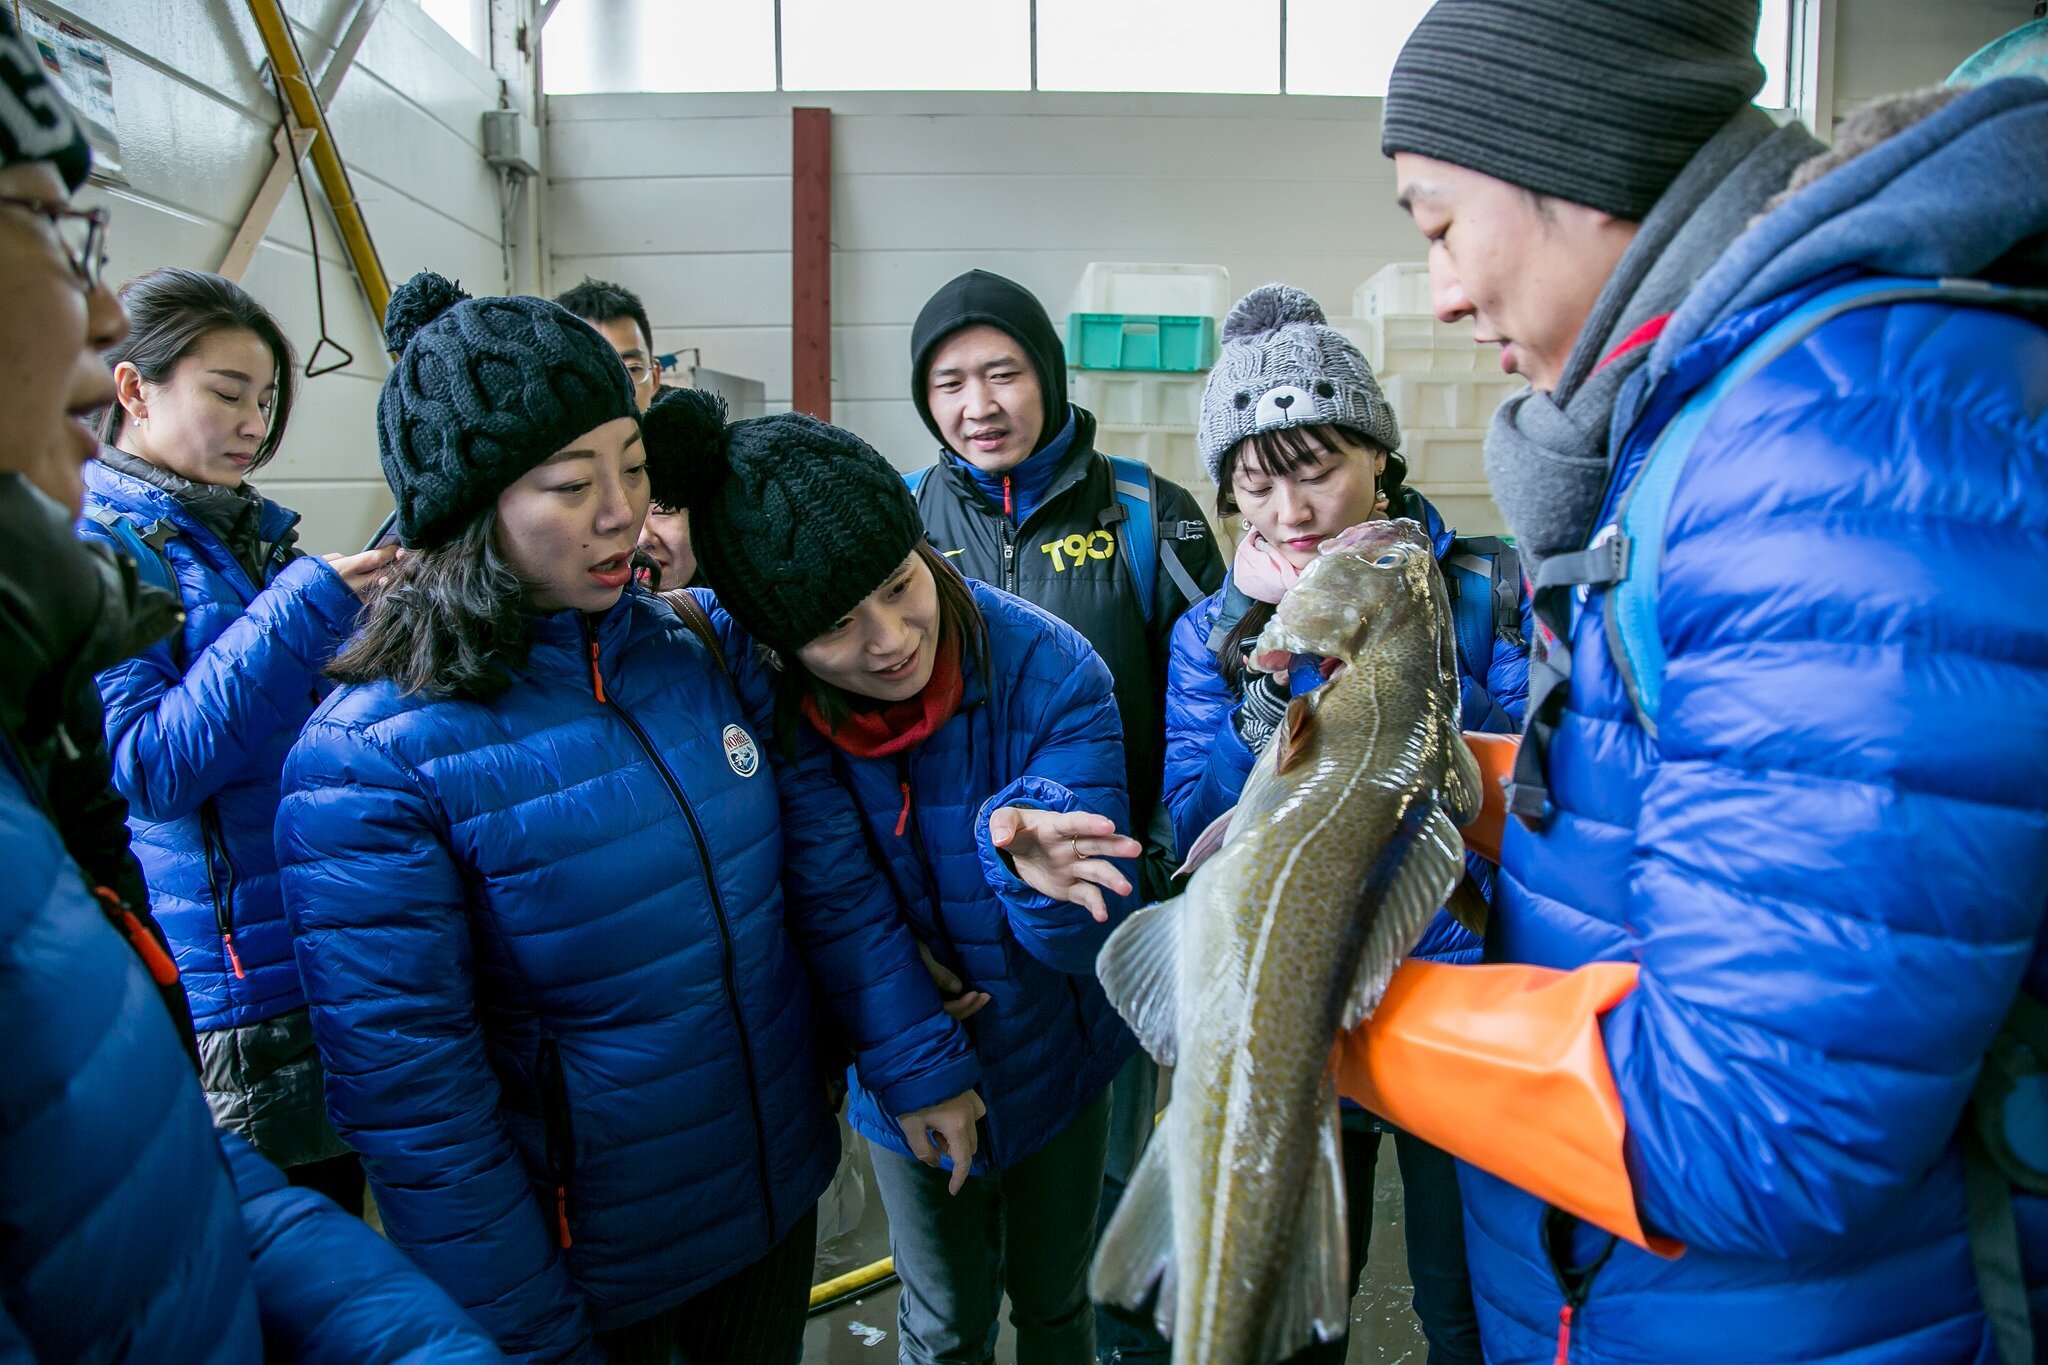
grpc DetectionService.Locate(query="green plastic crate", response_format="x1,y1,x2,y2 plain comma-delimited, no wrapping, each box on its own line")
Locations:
1066,312,1217,372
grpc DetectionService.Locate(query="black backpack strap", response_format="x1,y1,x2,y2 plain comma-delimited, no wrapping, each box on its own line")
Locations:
1966,1122,2036,1365
1509,533,1629,826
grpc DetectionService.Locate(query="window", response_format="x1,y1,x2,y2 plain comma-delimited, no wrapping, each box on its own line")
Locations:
1285,0,1431,97
542,0,777,94
420,0,482,56
1036,0,1279,95
1756,0,1793,107
781,0,1029,91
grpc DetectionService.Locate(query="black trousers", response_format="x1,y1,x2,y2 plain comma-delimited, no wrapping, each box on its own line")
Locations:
600,1207,819,1365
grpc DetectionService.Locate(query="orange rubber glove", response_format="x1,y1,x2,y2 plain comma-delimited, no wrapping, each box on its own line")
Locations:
1458,731,1517,864
1336,959,1684,1259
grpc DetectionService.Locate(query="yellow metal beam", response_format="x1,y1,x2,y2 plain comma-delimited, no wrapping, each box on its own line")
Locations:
243,0,392,329
809,1256,895,1310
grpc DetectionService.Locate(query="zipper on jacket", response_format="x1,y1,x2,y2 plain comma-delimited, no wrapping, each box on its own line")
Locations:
1002,475,1013,519
1000,520,1016,592
200,800,244,979
536,1034,576,1248
582,619,778,1226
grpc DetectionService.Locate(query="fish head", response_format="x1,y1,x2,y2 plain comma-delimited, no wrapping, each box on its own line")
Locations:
1251,518,1440,669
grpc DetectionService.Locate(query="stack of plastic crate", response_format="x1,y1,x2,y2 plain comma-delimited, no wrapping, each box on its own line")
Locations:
1065,264,1229,516
1345,263,1520,535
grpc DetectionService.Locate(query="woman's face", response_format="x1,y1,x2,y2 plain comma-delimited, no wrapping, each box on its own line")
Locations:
114,327,278,488
0,161,126,517
636,506,695,590
797,551,940,703
1231,432,1387,570
494,416,649,614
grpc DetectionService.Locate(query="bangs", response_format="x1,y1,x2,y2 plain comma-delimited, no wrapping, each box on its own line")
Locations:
1219,423,1386,515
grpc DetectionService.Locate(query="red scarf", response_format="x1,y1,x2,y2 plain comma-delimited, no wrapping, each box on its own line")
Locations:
802,633,964,758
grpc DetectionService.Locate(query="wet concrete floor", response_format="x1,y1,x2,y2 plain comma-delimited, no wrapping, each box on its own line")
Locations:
805,1121,1427,1364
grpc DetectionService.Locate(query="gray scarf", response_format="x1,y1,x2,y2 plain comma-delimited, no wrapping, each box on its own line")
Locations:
96,445,295,587
1485,107,1824,572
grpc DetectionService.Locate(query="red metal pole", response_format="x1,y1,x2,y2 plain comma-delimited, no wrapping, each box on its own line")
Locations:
792,107,832,422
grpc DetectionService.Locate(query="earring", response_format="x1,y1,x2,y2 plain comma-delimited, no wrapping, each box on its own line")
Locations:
1240,517,1252,531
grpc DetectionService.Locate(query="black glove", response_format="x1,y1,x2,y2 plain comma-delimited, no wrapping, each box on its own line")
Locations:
1232,666,1290,753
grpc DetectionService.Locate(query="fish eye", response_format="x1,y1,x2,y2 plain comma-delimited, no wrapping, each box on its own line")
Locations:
1373,552,1402,568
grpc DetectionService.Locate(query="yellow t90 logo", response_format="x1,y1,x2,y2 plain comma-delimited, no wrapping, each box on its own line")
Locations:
1040,530,1116,572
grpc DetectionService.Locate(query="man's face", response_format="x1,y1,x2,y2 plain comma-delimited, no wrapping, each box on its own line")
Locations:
587,314,660,411
1394,153,1639,392
0,161,125,516
924,324,1043,473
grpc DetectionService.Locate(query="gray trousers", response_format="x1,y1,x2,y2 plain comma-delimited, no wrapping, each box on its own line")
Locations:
868,1089,1112,1365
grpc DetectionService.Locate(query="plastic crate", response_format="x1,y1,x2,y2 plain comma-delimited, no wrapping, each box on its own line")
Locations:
1069,371,1207,428
1398,426,1489,491
1383,373,1523,429
1419,491,1508,537
1091,424,1213,510
1365,315,1494,375
1070,263,1232,321
1067,313,1218,372
1354,262,1434,323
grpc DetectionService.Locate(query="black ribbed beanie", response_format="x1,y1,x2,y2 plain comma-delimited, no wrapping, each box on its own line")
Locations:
376,272,641,549
641,388,925,654
909,270,1068,454
1382,0,1766,220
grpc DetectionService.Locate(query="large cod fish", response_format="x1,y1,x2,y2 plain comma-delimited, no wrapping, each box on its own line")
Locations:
1090,517,1481,1365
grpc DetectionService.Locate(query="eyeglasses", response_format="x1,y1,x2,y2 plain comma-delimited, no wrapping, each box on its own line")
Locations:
0,196,110,290
622,361,651,383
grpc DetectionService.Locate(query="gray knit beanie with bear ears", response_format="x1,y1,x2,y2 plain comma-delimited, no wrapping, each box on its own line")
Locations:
1196,284,1401,483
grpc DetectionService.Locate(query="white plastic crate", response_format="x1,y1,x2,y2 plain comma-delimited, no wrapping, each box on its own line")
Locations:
1399,426,1490,492
1384,373,1523,429
1070,371,1207,429
1353,262,1434,324
1070,263,1233,322
1092,424,1214,514
1420,491,1508,537
1369,315,1496,375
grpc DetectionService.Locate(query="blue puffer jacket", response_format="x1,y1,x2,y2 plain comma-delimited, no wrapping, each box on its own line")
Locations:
276,589,975,1363
1163,493,1528,965
1475,81,2048,1363
1,741,500,1364
811,582,1139,1172
78,458,359,1031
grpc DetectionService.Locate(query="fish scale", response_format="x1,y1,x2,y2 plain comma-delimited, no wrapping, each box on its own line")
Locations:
1092,519,1480,1365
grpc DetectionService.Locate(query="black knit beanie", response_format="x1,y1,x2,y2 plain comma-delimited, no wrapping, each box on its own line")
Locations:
376,272,644,549
909,270,1068,454
642,388,925,654
1382,0,1765,220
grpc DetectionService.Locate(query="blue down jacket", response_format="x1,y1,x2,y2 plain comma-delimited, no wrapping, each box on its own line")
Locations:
77,458,358,1032
0,739,498,1364
1477,80,2048,1363
1163,493,1527,965
275,590,975,1362
806,581,1139,1171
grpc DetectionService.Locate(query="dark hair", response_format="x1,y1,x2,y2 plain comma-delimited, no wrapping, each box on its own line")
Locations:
1213,422,1402,688
770,542,989,753
553,277,654,354
328,508,532,701
100,267,298,470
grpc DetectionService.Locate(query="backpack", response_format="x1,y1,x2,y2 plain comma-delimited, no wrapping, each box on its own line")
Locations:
1443,535,1525,682
1519,273,2048,1364
85,509,186,666
906,454,1206,626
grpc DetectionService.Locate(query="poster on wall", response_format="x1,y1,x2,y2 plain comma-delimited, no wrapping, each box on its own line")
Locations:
19,6,124,184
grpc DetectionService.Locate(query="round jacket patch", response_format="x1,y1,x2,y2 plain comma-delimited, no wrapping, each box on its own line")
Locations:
722,724,760,778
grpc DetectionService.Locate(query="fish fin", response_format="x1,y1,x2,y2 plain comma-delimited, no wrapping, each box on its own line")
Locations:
1440,721,1485,827
1096,896,1182,1067
1446,871,1491,939
1273,695,1316,775
1176,808,1234,877
1256,1087,1354,1361
1088,1120,1177,1338
1341,798,1466,1030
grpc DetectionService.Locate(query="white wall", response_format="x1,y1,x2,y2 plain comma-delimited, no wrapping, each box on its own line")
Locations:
543,90,1414,471
47,0,512,552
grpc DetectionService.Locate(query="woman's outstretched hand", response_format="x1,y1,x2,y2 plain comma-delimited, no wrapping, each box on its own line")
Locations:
987,807,1140,923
